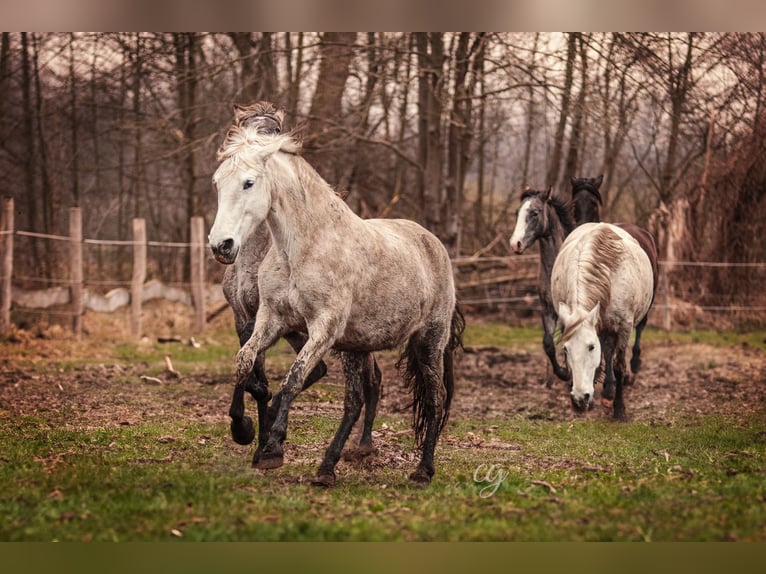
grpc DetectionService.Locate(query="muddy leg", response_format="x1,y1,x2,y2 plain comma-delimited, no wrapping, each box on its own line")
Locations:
613,344,629,421
254,333,332,470
543,310,569,386
601,333,617,402
313,352,366,487
230,321,261,446
408,333,446,486
284,331,328,388
629,314,649,379
343,354,381,460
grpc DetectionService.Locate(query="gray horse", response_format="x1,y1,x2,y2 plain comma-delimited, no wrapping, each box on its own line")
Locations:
219,103,381,471
209,112,463,485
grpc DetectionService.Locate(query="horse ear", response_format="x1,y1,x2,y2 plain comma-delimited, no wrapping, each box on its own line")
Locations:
544,186,553,201
233,103,248,122
558,302,572,325
274,107,286,129
586,302,600,325
595,174,604,188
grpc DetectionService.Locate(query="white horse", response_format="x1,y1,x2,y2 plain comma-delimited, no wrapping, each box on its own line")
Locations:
551,222,654,420
209,117,464,485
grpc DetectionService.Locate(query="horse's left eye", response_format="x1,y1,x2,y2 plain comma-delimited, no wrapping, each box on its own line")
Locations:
243,180,254,191
588,344,595,352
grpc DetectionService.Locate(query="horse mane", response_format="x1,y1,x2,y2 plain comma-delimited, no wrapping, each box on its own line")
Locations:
217,124,302,163
561,225,625,341
520,188,576,235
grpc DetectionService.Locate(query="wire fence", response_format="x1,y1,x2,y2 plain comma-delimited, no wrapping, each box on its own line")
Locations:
3,197,765,336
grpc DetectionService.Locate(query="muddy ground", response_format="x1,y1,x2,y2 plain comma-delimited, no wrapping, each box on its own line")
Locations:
2,332,765,437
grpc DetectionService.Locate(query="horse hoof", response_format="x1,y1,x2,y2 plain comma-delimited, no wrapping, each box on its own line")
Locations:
231,416,255,445
253,450,284,470
311,471,336,487
408,468,432,486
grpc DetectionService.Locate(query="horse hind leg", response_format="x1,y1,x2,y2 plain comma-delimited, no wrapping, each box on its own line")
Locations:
401,330,448,486
629,314,649,380
313,352,367,487
343,353,382,461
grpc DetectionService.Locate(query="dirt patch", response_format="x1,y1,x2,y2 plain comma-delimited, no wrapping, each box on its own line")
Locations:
2,337,765,436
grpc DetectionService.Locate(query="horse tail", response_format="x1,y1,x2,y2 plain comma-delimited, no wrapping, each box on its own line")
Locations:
398,304,465,448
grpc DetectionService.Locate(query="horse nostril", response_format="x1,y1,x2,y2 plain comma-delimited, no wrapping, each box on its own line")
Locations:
583,393,590,403
219,238,234,254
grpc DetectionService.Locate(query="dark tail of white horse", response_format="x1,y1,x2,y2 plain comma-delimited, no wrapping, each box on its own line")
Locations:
399,305,465,447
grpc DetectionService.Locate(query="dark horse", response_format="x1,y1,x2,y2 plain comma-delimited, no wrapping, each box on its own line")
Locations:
570,175,659,394
220,102,381,470
509,187,576,387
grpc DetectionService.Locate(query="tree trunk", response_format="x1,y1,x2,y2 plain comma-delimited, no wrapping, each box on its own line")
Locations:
416,32,445,236
546,32,577,189
69,33,80,207
561,33,588,190
304,32,357,182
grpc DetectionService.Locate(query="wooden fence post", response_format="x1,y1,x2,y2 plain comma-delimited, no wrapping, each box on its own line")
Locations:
131,218,147,338
1,197,13,333
662,266,671,331
69,207,83,337
190,216,206,333
190,217,206,333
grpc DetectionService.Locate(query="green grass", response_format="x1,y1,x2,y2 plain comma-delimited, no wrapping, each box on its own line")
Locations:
1,323,765,541
2,409,764,541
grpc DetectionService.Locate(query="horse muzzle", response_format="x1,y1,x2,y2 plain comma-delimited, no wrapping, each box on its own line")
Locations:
210,238,239,265
570,392,594,412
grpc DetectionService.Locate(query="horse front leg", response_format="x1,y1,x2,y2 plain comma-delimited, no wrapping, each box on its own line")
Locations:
600,333,617,403
613,343,629,421
232,313,283,456
542,309,569,387
253,333,334,470
284,331,328,388
313,351,367,487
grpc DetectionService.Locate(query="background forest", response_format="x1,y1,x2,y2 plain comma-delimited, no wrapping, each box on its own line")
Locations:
1,32,765,316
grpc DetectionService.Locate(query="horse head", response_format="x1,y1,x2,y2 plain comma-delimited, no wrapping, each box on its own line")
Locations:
558,301,601,412
509,188,548,253
570,175,603,225
208,124,291,264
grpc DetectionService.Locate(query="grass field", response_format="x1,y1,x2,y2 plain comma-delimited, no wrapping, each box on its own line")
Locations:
1,319,765,542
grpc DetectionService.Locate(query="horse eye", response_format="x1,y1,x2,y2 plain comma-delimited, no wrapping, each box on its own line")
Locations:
243,179,254,191
588,344,595,352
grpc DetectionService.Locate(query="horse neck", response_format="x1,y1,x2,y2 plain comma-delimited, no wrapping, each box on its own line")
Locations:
538,205,569,279
264,154,350,259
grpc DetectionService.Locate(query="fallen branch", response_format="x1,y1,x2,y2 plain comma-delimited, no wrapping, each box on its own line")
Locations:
164,355,181,379
531,480,557,494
